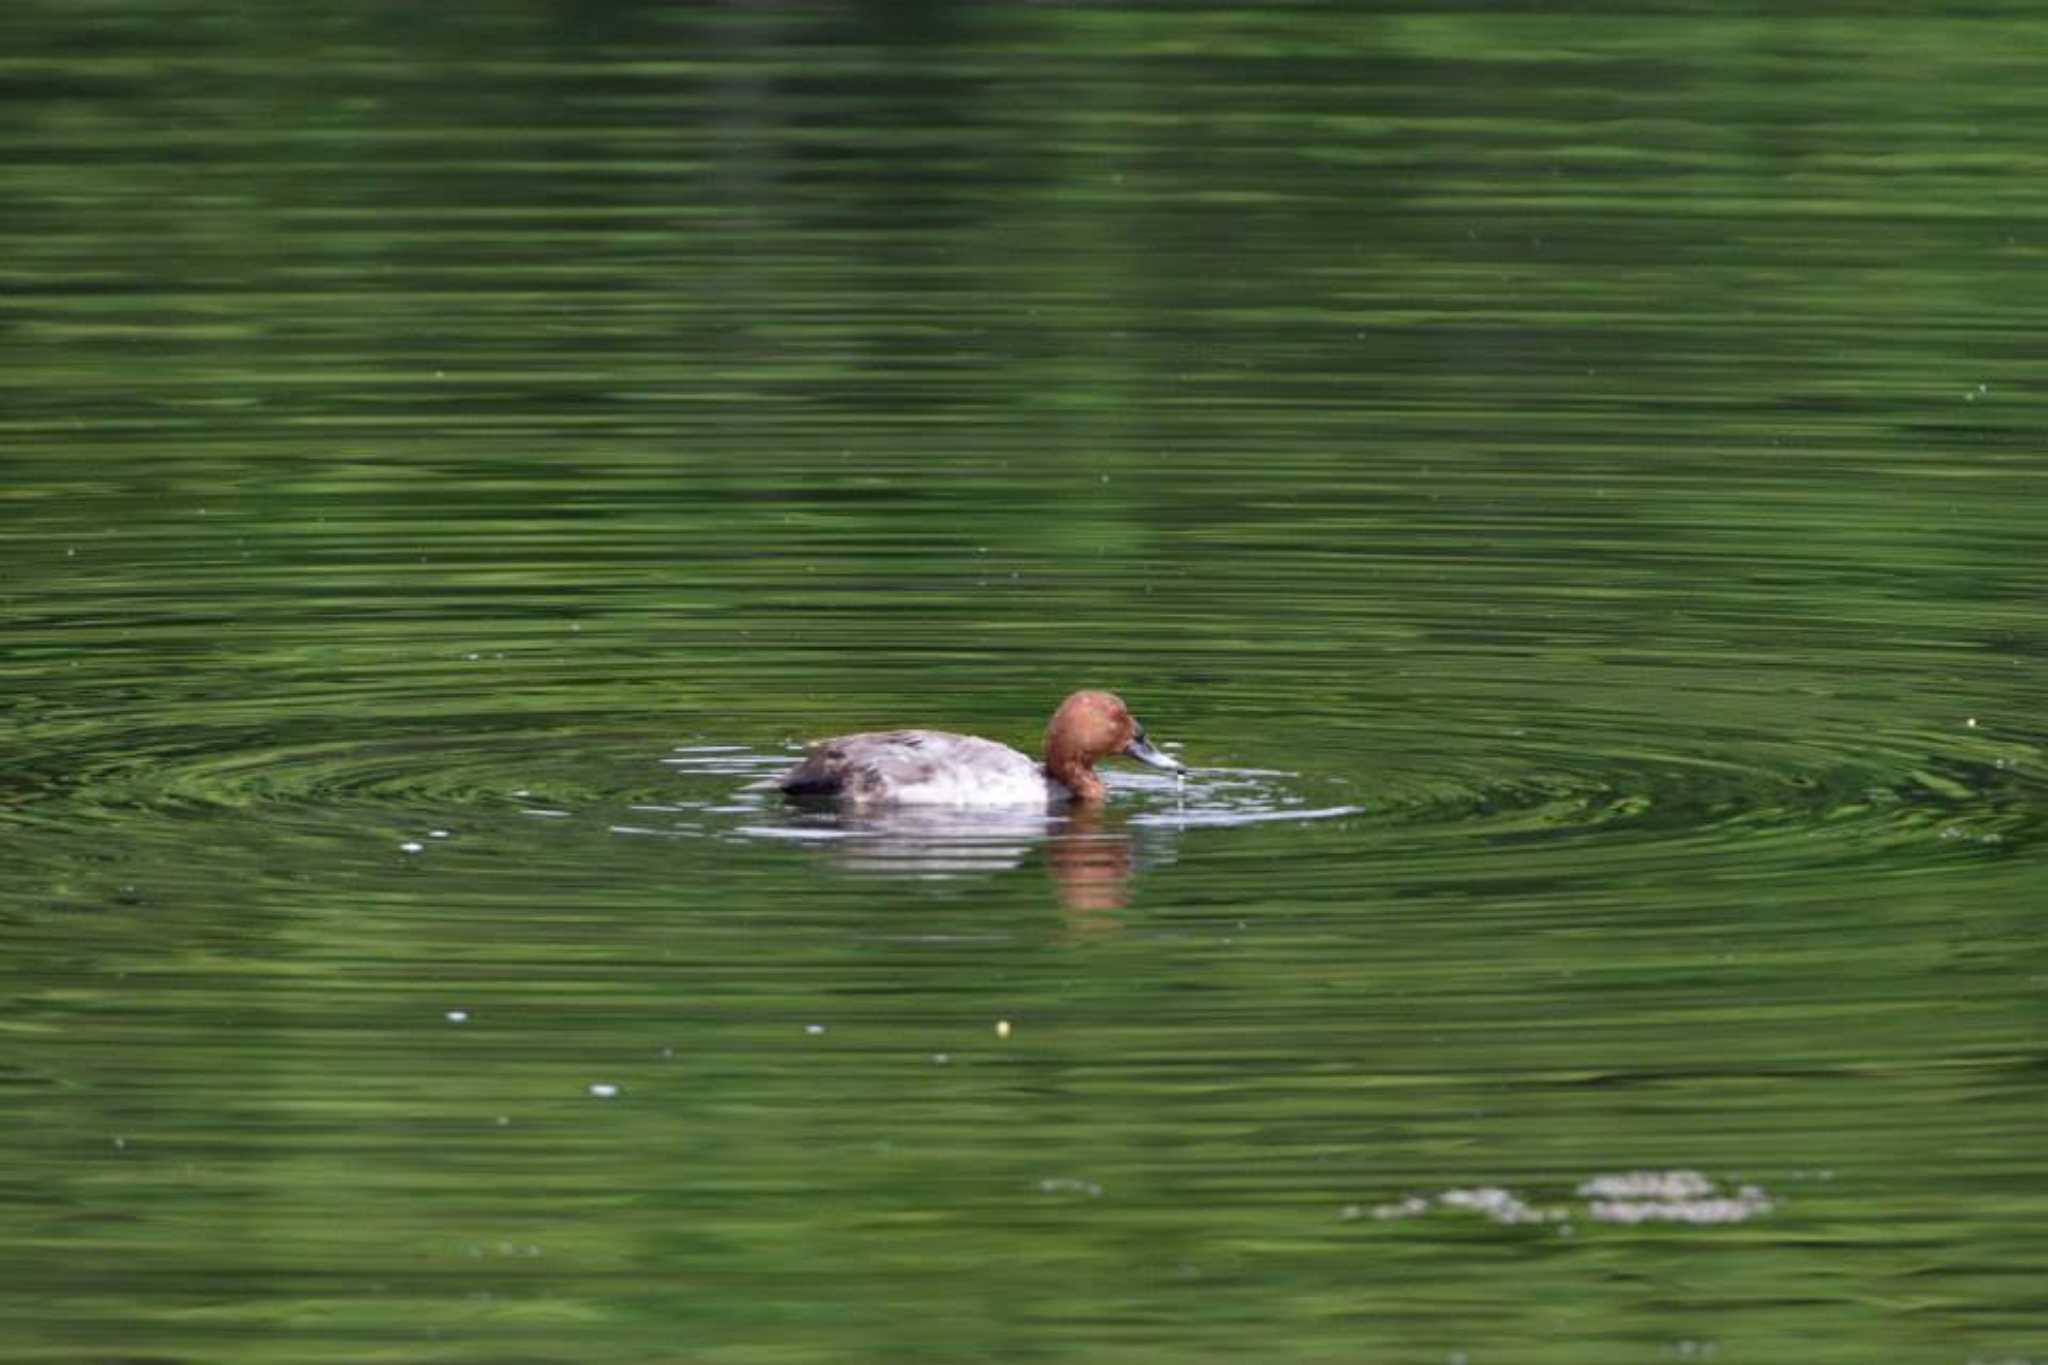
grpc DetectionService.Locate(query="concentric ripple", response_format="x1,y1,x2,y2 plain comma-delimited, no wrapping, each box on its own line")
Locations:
7,697,2038,899
602,706,2046,893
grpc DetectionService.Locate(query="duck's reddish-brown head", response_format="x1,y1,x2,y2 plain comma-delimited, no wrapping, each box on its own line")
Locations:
1043,690,1182,802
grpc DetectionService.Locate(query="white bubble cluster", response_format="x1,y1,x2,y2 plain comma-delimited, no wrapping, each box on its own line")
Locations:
1357,1169,1773,1231
1364,1186,1568,1225
1580,1169,1773,1226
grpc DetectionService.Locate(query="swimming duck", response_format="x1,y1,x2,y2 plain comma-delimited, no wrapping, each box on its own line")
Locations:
778,689,1183,807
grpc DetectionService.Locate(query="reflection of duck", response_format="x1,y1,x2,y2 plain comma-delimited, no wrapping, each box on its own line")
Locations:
786,805,1145,915
778,690,1182,807
1044,806,1136,916
820,806,1061,877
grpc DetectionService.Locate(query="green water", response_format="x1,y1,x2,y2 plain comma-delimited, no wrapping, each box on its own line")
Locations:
4,5,2045,1362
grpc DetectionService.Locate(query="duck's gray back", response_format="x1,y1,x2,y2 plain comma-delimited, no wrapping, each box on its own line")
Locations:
778,730,1051,806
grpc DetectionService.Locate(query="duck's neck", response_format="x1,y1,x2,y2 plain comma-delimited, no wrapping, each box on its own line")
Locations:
1045,746,1106,803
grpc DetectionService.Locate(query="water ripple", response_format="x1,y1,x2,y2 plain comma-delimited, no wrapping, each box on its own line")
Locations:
6,703,2037,886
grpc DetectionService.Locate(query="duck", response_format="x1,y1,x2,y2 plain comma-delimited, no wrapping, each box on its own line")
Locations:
778,689,1183,807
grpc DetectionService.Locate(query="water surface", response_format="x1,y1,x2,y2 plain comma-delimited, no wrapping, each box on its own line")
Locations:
4,5,2046,1363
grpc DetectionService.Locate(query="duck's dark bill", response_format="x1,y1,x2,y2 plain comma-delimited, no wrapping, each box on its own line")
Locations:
1123,732,1184,771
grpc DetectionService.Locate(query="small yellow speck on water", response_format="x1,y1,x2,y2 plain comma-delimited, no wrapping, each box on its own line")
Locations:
995,1019,1012,1039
